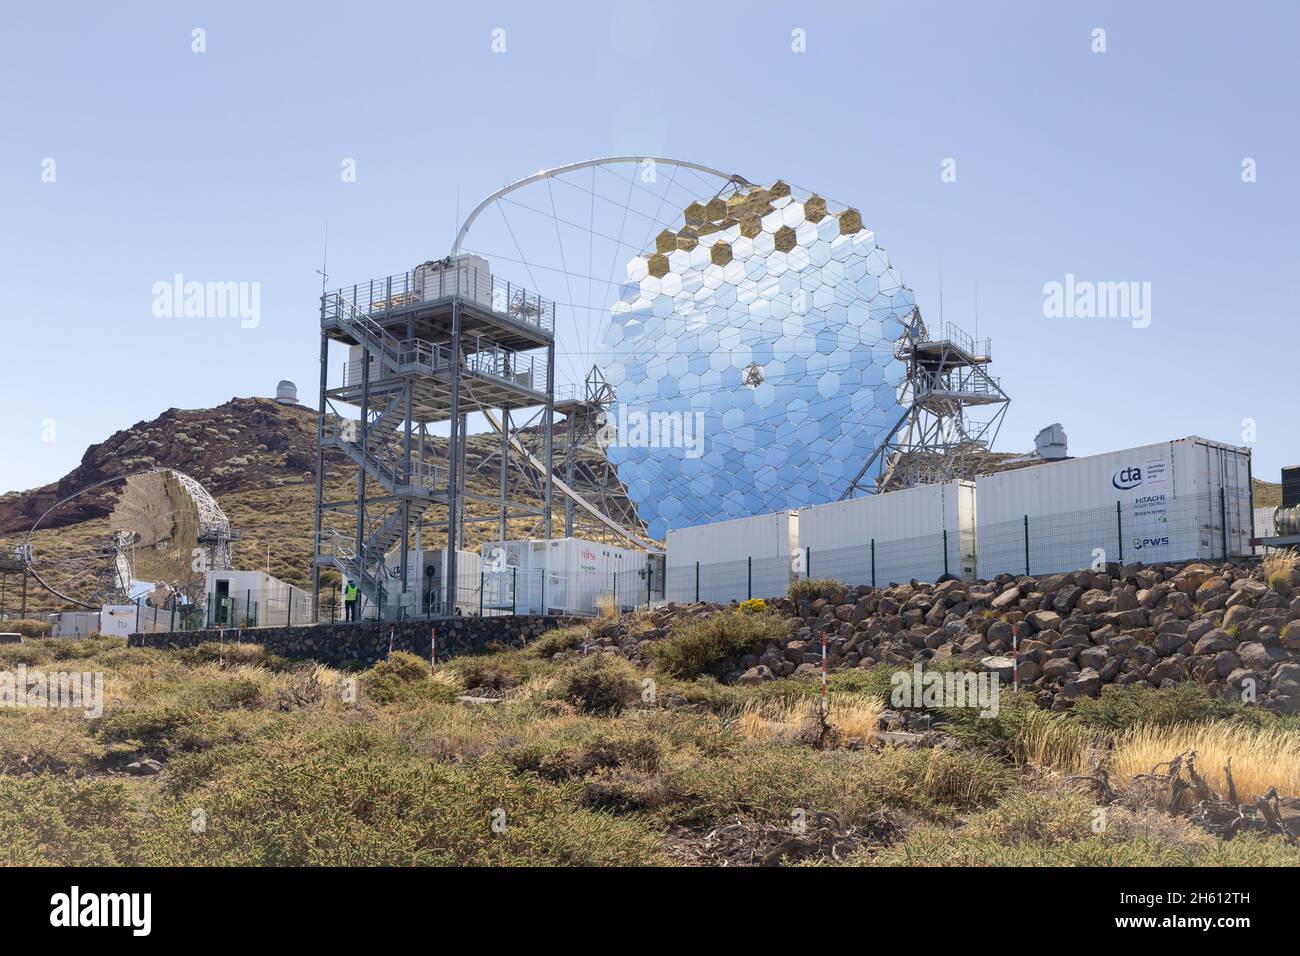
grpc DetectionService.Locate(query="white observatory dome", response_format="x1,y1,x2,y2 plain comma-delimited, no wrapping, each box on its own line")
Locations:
275,380,298,405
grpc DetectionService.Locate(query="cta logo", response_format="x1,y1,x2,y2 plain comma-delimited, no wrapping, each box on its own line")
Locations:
1112,465,1145,490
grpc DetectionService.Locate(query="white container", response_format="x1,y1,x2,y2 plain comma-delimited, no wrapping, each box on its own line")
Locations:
975,435,1252,576
480,538,647,615
414,254,493,308
205,569,311,627
99,605,138,638
798,480,977,584
51,610,101,638
385,548,482,616
665,511,799,603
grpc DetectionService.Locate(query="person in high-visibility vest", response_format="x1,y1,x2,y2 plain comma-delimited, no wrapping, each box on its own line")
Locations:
344,580,359,622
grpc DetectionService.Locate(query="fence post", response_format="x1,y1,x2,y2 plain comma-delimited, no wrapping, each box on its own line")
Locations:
1023,515,1030,576
747,556,752,600
1116,501,1123,565
246,590,252,627
871,538,876,588
806,547,812,579
287,592,292,627
135,598,141,633
170,603,176,631
942,529,949,577
695,562,700,603
512,567,517,615
479,571,484,616
646,566,652,608
1220,487,1229,559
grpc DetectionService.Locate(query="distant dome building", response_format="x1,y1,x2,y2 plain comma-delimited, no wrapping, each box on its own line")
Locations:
275,380,299,405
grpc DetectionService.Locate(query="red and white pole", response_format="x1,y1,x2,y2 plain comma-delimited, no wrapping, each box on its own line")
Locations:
388,624,395,660
1011,621,1019,693
820,631,828,719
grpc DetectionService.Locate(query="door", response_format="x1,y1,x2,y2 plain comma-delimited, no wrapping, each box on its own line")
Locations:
214,579,230,626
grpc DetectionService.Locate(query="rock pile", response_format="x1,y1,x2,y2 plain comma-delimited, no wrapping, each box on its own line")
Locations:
588,560,1300,715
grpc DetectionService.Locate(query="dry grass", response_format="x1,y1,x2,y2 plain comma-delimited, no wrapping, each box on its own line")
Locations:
594,593,619,620
1262,548,1298,591
1014,708,1099,776
1108,722,1300,799
738,695,881,746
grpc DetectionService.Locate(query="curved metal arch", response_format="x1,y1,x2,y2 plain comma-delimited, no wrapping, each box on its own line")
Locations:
450,156,752,256
20,466,231,610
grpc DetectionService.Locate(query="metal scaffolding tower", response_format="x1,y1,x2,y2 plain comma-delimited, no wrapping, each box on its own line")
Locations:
842,310,1010,497
311,259,555,619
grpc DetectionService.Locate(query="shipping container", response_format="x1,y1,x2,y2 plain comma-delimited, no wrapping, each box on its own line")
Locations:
384,548,482,616
975,436,1252,577
205,569,311,627
99,605,139,638
479,538,647,615
665,511,799,603
51,610,101,638
797,480,977,584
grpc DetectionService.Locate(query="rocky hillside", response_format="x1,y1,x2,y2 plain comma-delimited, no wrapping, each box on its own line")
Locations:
0,397,597,610
0,398,331,535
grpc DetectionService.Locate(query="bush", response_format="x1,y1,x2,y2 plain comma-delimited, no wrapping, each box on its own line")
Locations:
3,619,51,639
1262,549,1297,592
738,598,767,614
362,651,457,706
646,610,788,680
561,655,639,715
529,625,587,658
96,705,200,752
173,642,291,670
1067,682,1257,733
788,577,844,602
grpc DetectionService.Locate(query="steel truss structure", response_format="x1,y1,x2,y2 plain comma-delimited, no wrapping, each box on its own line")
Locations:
311,263,556,619
842,312,1010,496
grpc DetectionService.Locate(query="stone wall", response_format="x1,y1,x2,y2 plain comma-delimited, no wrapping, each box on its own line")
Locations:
129,615,582,668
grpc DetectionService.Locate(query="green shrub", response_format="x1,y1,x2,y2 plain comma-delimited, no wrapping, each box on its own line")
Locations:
3,618,51,639
173,642,291,670
788,577,844,602
530,625,587,658
1066,682,1257,733
448,649,547,693
560,655,639,715
646,611,788,680
361,651,456,706
96,705,200,750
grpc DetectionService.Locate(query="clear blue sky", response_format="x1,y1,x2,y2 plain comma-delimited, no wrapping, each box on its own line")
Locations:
2,0,1297,496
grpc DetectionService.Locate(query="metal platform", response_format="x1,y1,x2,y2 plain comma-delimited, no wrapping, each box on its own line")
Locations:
311,259,556,620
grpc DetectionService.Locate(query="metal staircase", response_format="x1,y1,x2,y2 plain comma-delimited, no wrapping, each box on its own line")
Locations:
313,264,557,620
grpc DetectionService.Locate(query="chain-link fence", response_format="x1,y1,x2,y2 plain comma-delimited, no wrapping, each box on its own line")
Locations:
206,585,312,629
665,489,1254,604
977,488,1251,578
